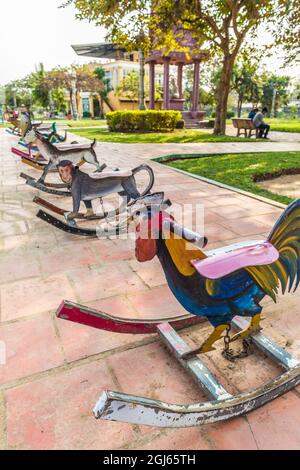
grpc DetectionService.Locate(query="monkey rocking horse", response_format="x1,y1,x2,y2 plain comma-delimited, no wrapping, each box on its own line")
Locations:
34,159,155,236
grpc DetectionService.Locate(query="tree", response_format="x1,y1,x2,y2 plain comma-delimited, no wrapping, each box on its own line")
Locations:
5,79,32,108
231,56,261,116
44,65,104,117
261,73,290,116
94,66,113,116
153,0,276,134
62,1,151,110
28,63,51,108
116,71,162,108
277,0,300,63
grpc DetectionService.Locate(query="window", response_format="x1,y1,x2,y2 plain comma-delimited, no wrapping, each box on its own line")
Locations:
105,70,113,89
82,97,90,113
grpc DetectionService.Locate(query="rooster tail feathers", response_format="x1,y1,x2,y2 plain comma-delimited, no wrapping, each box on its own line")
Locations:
268,199,300,295
246,199,300,301
268,199,300,248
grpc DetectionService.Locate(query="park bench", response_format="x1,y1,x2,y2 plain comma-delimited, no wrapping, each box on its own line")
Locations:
232,118,260,138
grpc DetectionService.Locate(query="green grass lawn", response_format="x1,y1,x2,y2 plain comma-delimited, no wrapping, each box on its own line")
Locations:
165,152,300,205
70,127,258,144
266,119,300,133
43,119,107,128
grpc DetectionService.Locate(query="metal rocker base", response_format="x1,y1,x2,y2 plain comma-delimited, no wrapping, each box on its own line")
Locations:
12,146,46,161
57,300,300,428
33,195,134,237
36,209,129,237
20,173,71,196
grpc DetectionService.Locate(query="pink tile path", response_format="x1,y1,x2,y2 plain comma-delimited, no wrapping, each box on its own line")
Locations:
0,129,300,450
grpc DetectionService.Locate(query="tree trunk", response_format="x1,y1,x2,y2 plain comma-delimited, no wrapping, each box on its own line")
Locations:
214,55,235,135
139,50,146,111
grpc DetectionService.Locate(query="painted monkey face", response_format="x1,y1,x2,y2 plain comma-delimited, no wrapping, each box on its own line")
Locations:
58,165,73,184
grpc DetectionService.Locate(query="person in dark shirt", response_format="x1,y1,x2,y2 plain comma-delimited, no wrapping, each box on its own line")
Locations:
249,108,258,120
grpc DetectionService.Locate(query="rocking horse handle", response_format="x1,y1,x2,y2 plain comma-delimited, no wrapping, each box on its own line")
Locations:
167,220,208,248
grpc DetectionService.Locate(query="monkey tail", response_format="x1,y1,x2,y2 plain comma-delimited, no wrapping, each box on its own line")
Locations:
132,164,155,197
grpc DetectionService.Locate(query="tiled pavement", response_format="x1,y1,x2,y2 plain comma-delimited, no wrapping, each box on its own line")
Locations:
1,129,300,450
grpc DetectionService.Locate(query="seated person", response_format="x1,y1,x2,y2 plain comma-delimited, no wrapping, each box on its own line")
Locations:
248,108,258,120
253,107,270,139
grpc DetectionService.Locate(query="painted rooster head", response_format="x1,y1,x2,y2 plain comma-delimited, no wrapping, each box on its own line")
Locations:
132,193,207,262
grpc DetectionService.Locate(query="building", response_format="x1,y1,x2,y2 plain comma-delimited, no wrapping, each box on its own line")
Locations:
71,44,164,117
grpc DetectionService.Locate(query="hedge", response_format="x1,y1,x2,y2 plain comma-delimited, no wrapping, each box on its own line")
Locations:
106,110,182,133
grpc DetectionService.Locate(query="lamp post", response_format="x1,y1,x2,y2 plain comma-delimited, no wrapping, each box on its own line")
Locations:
70,72,78,121
271,87,277,118
12,88,17,108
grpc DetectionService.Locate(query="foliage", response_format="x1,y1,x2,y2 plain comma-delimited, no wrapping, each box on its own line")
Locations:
116,71,162,105
153,0,277,135
106,110,181,132
63,1,152,110
65,1,278,134
261,74,290,116
276,0,300,63
212,110,235,119
94,66,112,115
63,1,152,53
45,65,104,94
28,63,51,108
166,151,300,205
231,55,261,115
5,78,32,108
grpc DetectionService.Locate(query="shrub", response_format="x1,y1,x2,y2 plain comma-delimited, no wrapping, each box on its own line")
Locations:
211,111,235,119
175,119,185,129
106,110,182,133
83,111,92,118
226,111,235,119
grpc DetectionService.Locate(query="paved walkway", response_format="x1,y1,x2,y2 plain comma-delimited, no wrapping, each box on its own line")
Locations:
1,129,300,450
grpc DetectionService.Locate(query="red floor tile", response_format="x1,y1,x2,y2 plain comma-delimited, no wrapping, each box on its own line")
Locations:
126,285,187,319
70,262,147,303
0,313,64,385
5,361,135,450
247,392,300,449
1,274,76,321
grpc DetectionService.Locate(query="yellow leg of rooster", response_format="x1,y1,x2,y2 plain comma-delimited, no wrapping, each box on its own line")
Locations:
230,314,263,343
180,324,229,360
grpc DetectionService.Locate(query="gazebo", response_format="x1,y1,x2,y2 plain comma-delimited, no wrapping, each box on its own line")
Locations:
146,49,209,120
72,41,209,124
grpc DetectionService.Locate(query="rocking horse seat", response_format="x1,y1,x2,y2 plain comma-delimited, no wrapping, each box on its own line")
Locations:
54,142,93,151
89,170,133,179
191,241,279,280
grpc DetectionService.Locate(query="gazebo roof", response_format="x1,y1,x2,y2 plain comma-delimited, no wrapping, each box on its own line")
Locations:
71,43,127,60
146,49,209,65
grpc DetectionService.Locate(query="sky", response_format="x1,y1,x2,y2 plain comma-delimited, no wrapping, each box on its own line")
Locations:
0,0,107,85
0,0,299,86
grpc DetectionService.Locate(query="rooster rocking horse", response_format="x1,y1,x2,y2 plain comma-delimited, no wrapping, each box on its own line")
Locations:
56,193,300,427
